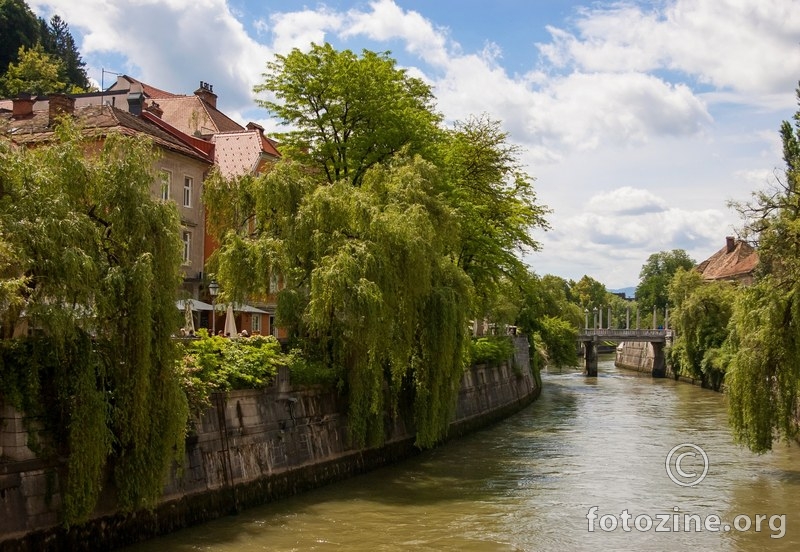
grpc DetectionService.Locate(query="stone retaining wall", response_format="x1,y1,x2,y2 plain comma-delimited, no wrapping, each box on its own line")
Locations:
0,336,538,551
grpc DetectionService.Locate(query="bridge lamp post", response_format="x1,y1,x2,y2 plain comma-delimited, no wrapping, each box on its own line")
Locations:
584,308,589,330
608,306,612,330
626,305,630,330
593,307,598,329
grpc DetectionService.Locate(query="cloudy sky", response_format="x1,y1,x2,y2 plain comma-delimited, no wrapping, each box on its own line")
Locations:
28,0,800,289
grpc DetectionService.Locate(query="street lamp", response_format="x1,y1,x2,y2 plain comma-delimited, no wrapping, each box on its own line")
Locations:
593,307,598,329
584,308,589,330
208,280,219,335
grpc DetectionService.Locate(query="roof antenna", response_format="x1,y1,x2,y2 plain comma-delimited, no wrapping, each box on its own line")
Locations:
101,68,122,105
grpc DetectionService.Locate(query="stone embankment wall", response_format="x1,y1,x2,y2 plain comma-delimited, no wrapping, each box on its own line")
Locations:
0,336,538,551
616,341,709,385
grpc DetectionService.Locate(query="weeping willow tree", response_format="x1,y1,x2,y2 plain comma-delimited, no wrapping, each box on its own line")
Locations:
726,83,800,453
207,156,473,447
207,44,548,448
0,119,187,522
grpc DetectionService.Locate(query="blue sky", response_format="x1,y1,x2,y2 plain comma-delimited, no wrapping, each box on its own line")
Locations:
27,0,800,288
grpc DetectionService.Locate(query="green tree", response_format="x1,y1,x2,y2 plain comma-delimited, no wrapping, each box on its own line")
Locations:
571,275,608,311
255,42,442,187
0,120,188,522
206,156,472,449
0,44,65,96
440,115,550,314
725,83,800,452
43,14,90,91
667,268,736,390
0,0,40,75
636,249,695,313
214,45,550,448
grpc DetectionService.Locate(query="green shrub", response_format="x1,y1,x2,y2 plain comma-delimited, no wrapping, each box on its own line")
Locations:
470,336,515,366
180,330,287,414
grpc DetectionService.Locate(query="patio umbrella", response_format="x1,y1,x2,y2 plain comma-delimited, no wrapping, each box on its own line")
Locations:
223,303,237,337
184,299,195,332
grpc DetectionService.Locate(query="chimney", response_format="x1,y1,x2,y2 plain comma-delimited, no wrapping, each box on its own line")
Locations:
144,100,163,118
195,81,217,109
246,121,265,136
127,82,144,115
726,236,735,253
48,93,75,126
12,92,35,119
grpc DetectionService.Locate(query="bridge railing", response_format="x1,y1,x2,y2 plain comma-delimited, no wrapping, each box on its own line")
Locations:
578,328,673,339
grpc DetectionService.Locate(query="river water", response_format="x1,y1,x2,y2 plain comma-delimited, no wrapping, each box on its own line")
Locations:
125,357,799,551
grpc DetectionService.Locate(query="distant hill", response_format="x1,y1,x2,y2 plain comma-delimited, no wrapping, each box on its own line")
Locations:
609,286,636,299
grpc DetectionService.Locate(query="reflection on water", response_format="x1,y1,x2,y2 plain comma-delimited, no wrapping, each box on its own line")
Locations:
124,358,799,551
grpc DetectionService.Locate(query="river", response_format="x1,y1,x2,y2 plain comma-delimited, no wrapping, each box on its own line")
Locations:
124,357,799,551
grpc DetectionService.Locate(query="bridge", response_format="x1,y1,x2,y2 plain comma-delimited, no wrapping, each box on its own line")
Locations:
578,328,672,377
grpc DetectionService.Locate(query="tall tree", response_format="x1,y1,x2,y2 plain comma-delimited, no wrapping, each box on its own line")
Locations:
255,42,442,187
210,45,550,448
0,0,40,75
45,14,89,91
440,115,550,313
636,249,695,312
726,82,800,453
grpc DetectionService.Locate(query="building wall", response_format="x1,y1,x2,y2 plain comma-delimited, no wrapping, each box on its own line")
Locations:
0,337,537,551
151,151,208,297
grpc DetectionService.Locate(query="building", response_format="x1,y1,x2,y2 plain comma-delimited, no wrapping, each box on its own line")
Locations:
696,236,759,285
1,93,215,299
1,77,285,337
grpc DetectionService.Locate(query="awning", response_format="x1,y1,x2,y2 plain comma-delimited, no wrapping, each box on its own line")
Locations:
220,303,269,314
176,299,214,312
175,300,268,314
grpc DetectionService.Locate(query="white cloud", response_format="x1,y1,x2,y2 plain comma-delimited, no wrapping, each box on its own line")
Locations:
341,0,452,67
539,0,800,104
268,8,344,54
586,187,668,216
30,0,271,115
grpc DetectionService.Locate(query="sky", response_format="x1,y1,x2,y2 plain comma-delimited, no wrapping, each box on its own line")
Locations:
27,0,800,289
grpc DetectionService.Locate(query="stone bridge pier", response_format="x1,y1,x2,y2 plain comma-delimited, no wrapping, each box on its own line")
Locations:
581,339,598,377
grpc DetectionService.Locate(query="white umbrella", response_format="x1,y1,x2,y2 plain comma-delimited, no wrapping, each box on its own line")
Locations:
223,303,237,337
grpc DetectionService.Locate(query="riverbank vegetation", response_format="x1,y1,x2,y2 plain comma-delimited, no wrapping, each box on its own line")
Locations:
0,122,187,523
655,83,800,453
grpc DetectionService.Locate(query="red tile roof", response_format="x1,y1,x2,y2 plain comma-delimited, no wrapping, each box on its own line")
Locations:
696,238,758,282
2,104,213,164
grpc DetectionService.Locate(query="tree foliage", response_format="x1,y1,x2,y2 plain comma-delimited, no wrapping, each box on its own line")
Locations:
255,43,442,187
440,115,550,313
0,0,40,75
725,83,800,453
0,44,65,96
0,1,90,96
667,268,735,390
207,45,550,448
636,249,695,312
0,120,188,522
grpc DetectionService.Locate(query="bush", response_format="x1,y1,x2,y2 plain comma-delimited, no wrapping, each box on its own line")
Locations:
180,330,287,414
470,336,515,366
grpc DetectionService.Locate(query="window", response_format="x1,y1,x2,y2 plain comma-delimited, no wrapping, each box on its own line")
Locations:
183,176,193,207
160,170,172,201
269,315,277,337
182,231,191,264
269,272,279,293
252,314,261,334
